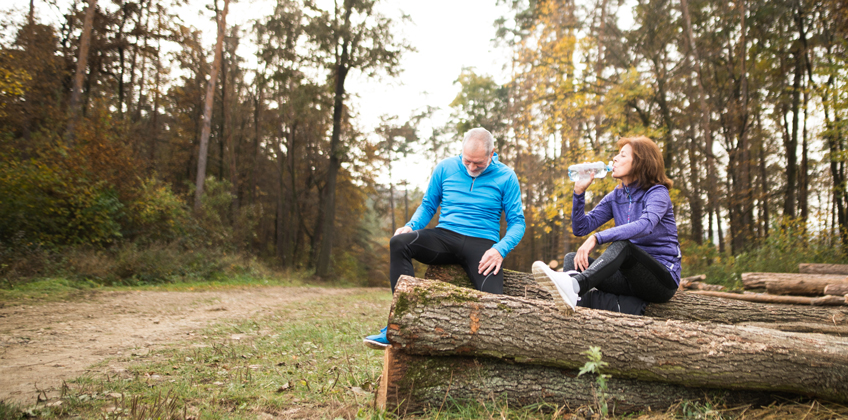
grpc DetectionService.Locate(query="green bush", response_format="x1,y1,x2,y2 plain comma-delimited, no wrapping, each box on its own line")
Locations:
0,154,124,247
123,177,190,243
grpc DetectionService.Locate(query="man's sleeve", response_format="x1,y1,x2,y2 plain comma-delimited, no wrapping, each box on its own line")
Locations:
492,171,525,258
405,164,443,230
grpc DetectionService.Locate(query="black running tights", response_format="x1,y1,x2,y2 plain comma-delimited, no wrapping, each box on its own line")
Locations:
563,240,677,303
389,228,502,294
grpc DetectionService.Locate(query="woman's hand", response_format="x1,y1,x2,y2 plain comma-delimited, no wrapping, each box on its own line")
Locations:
574,235,598,271
574,176,593,195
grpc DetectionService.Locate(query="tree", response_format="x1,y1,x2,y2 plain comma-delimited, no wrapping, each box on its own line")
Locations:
65,0,97,143
308,0,408,278
376,114,418,232
448,68,508,148
194,0,230,211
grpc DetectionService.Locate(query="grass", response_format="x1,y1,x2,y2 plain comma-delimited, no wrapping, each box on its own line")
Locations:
3,272,848,419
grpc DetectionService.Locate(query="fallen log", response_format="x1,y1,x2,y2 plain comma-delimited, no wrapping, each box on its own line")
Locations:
376,345,793,415
685,281,725,291
678,274,706,289
799,263,848,275
425,265,848,335
741,272,848,295
824,284,848,296
689,290,847,306
389,276,848,403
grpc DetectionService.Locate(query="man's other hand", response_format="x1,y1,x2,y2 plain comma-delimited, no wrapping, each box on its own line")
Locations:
478,248,504,276
394,226,413,236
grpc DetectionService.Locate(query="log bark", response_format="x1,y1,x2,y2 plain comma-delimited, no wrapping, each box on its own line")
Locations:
824,284,848,296
799,263,848,275
425,265,848,335
389,276,848,403
689,291,846,306
376,345,791,415
741,272,848,294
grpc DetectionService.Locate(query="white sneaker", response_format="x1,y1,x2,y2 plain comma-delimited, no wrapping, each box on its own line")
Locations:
531,261,580,311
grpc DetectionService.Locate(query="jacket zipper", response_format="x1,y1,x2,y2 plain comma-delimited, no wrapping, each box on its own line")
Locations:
470,177,476,192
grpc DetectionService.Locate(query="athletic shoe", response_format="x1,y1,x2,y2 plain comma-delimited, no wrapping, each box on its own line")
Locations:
532,261,580,311
363,326,389,350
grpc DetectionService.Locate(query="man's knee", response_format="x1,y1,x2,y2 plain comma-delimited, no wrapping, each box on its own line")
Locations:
390,231,417,254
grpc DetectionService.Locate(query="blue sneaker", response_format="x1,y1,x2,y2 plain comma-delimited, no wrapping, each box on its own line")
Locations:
363,326,389,350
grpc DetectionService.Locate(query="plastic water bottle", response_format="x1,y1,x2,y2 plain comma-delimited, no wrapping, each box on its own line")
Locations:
568,161,612,182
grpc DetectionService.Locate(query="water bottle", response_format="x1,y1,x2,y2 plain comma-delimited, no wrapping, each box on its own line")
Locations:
568,161,612,182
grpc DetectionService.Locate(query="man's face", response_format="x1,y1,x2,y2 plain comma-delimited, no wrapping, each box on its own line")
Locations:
462,145,493,177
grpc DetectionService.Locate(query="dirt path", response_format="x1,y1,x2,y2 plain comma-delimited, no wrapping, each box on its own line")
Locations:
0,286,369,406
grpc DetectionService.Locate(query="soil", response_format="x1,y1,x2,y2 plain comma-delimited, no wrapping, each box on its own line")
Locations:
0,286,372,406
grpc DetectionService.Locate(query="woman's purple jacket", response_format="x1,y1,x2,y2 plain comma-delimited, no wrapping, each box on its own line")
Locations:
572,183,682,284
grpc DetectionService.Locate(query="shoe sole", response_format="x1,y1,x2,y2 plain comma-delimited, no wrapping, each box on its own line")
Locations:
363,339,389,350
531,263,576,313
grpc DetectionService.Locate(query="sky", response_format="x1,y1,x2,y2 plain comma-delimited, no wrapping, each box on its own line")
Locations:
17,0,514,190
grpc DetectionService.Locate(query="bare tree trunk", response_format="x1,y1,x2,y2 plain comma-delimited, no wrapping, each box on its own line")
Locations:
680,0,717,248
251,82,262,205
389,277,848,403
65,0,97,144
315,3,353,277
194,0,230,211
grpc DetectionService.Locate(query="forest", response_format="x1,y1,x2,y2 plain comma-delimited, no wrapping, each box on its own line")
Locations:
1,0,848,287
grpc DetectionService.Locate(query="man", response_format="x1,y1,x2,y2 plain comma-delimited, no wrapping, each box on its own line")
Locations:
364,127,525,349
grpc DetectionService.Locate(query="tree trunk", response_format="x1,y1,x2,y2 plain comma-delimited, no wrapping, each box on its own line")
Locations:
315,54,349,277
690,290,846,306
741,272,848,294
824,284,848,296
425,265,848,335
680,0,716,248
389,277,848,403
194,0,229,211
799,263,848,275
377,345,790,415
65,0,97,144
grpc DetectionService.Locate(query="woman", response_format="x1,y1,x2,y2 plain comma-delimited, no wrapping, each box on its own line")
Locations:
533,136,681,313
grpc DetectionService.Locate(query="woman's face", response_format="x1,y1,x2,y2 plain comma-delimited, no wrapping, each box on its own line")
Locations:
612,144,634,182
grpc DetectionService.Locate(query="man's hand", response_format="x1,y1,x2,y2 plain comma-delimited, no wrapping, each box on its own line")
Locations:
394,226,413,236
478,248,504,276
574,235,597,271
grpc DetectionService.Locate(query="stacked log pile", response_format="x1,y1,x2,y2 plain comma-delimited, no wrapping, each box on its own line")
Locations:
376,265,848,415
676,264,848,306
730,264,848,306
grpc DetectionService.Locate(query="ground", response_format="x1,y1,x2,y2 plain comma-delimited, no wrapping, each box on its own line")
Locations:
0,286,367,406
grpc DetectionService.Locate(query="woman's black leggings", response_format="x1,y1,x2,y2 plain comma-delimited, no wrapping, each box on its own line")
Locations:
564,240,677,303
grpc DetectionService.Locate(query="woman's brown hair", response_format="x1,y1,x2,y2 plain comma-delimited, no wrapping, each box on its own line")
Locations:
616,136,673,190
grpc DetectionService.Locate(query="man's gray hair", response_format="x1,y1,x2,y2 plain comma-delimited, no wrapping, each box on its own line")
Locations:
462,128,495,155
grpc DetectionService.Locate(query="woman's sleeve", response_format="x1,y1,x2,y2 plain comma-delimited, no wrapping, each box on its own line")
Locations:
572,191,614,237
594,186,669,244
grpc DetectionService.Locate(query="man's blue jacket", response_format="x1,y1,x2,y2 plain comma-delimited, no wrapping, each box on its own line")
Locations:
405,153,526,258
